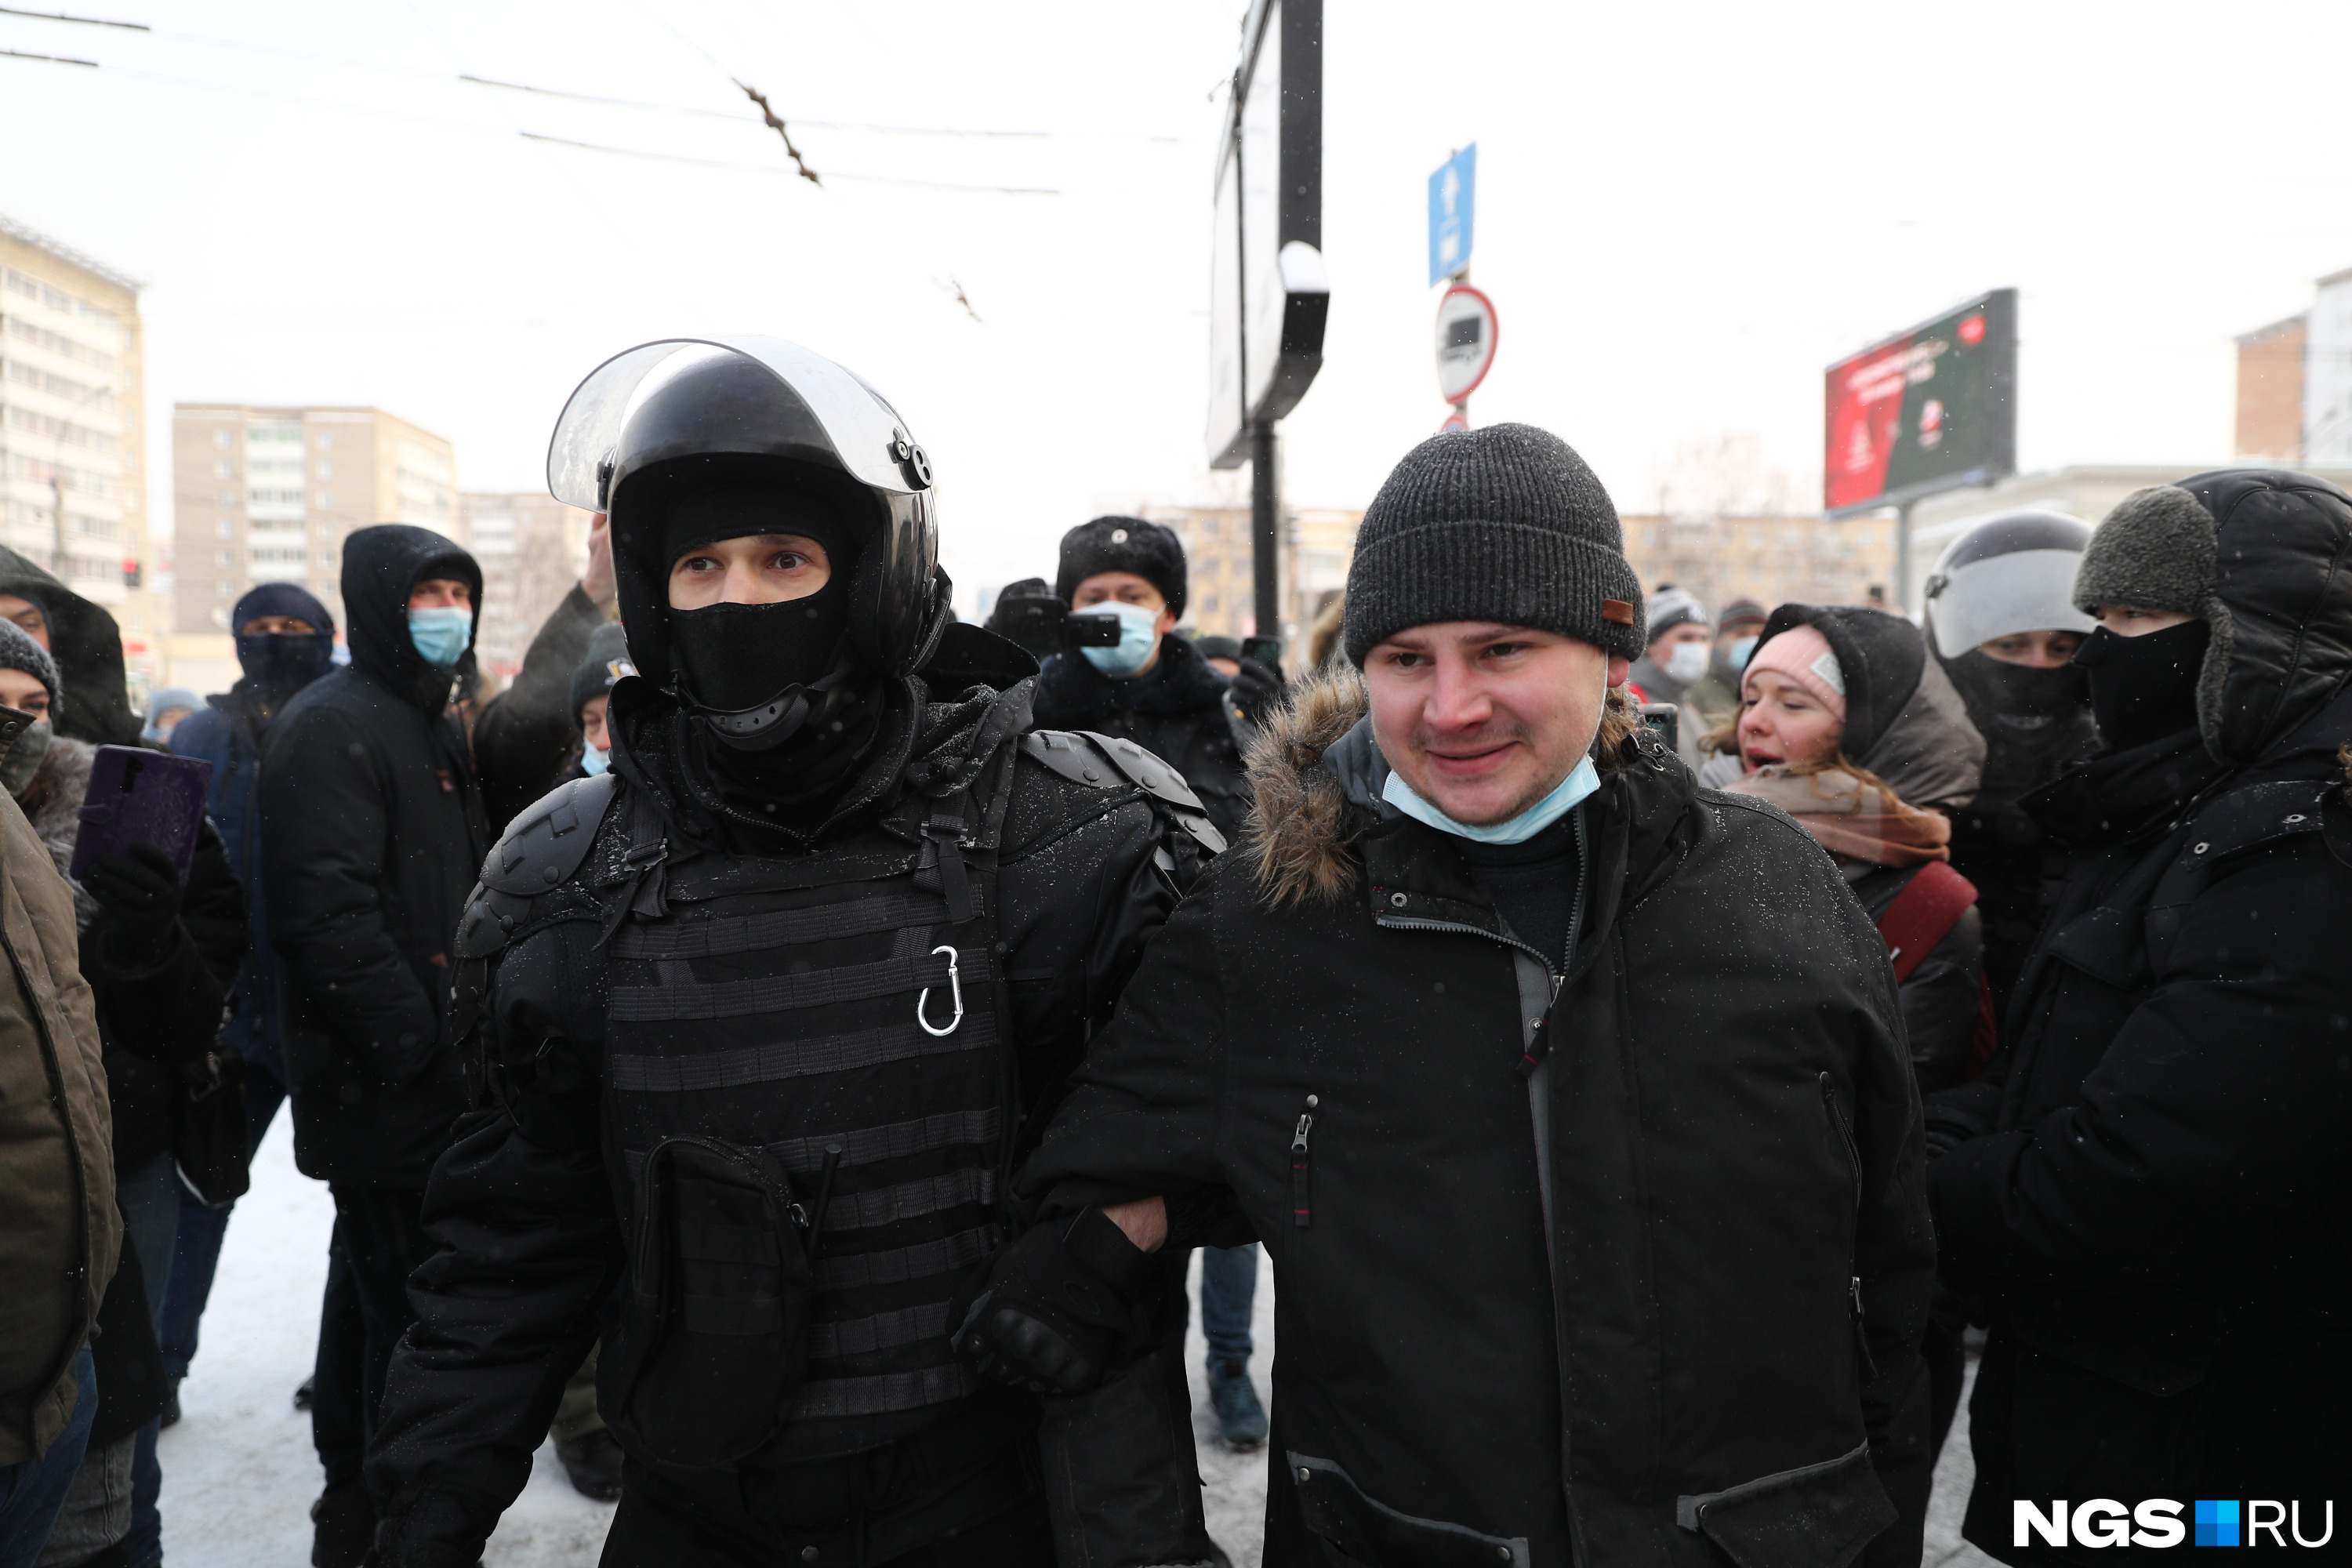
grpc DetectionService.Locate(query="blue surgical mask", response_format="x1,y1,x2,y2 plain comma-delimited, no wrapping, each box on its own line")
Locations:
1078,601,1163,679
407,605,473,668
1382,755,1601,844
1729,636,1759,669
580,744,611,777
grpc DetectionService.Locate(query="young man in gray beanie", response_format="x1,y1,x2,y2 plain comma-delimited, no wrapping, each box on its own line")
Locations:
959,424,1936,1568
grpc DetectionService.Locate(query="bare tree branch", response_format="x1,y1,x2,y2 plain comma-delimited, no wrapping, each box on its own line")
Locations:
734,79,821,187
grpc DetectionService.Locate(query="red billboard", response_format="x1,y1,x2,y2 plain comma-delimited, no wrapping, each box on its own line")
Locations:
1824,289,2016,514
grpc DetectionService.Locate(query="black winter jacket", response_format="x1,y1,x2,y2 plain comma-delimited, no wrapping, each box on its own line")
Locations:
260,526,488,1189
1021,675,1937,1568
1035,633,1250,842
472,585,608,837
366,644,1208,1563
1929,469,2352,1554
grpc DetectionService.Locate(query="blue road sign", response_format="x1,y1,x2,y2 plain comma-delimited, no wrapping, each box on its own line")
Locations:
1428,144,1476,285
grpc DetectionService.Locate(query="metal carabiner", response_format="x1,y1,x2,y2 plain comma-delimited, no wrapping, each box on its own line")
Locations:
916,944,964,1037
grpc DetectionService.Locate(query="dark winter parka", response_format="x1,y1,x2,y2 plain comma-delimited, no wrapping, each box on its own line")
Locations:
1020,673,1938,1568
471,585,609,837
1929,470,2352,1549
260,526,488,1189
1035,633,1250,842
365,626,1220,1566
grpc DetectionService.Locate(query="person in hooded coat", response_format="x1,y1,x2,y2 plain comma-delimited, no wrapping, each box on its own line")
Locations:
258,525,488,1566
1926,471,2352,1562
469,514,619,837
157,583,343,1409
1920,513,2101,1025
1716,605,1990,1095
365,341,1224,1568
0,547,140,747
0,622,245,1568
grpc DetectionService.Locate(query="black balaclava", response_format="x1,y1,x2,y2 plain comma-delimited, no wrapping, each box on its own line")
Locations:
1940,649,2094,795
231,582,338,706
2074,618,2210,752
655,479,887,818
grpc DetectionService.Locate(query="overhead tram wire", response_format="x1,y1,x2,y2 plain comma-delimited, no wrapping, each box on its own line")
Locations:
0,50,1061,194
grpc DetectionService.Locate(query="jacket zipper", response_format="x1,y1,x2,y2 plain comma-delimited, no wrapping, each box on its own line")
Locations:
1290,1094,1319,1228
1819,1073,1877,1381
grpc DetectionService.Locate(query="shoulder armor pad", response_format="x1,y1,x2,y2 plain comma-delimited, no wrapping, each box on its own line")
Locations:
1021,729,1228,855
2174,777,2332,870
481,772,619,895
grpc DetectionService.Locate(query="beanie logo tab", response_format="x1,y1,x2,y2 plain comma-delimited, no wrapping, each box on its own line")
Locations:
1601,599,1635,626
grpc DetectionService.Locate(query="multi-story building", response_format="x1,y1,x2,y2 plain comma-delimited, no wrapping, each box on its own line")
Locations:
459,491,596,685
1142,503,1363,664
0,213,153,688
171,405,459,645
2232,264,2352,465
1621,513,1896,621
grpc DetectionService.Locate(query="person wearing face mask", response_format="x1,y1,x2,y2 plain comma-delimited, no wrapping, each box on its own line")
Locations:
1920,513,2100,1028
0,546,141,747
1924,473,2352,1561
567,619,633,782
1704,595,1767,706
139,688,200,746
256,526,489,1568
1032,515,1272,846
1626,586,1719,765
965,425,1938,1568
0,620,248,1568
364,339,1225,1568
155,584,344,1425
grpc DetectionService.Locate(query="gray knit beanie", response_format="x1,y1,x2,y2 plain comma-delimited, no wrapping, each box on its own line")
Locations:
2072,486,2218,619
0,619,63,717
1342,424,1643,666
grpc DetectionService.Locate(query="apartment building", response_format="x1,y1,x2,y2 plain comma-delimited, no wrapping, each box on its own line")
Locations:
172,405,459,640
0,213,154,685
1620,513,1896,618
459,490,596,684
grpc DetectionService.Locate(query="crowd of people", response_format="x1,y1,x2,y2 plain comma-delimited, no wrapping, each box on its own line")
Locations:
0,332,2344,1568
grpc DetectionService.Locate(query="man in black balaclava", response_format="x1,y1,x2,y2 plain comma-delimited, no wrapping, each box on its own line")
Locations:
1922,511,2100,1023
158,582,345,1426
1926,474,2352,1559
368,338,1229,1568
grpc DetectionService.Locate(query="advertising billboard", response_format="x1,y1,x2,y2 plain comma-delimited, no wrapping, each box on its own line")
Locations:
1824,289,2016,514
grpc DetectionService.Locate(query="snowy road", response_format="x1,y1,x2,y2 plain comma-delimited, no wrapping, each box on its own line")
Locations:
158,1118,1991,1567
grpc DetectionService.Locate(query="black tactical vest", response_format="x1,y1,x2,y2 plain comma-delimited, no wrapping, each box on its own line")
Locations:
455,722,1222,1471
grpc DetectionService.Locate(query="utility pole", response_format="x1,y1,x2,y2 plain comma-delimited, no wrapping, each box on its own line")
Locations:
1251,422,1279,641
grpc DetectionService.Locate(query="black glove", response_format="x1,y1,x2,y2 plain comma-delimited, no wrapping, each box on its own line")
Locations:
1227,656,1285,727
85,841,185,965
1922,1081,1999,1165
952,1207,1163,1396
367,1488,496,1568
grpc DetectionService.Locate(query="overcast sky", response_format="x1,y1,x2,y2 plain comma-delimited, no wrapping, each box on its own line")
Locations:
6,0,2350,605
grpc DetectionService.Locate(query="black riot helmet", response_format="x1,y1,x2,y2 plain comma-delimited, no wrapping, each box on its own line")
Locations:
547,336,948,740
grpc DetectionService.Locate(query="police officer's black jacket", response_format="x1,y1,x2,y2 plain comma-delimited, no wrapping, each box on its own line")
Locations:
1929,469,2352,1552
1035,630,1250,843
260,525,488,1189
365,633,1213,1563
1020,671,1939,1568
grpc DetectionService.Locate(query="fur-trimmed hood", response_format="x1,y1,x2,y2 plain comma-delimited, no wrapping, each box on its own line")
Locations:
1241,667,1652,908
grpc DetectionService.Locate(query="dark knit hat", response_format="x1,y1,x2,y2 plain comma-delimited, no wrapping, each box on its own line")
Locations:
1719,597,1769,629
2072,486,2217,619
1342,423,1643,666
0,619,61,717
1055,517,1187,619
569,619,635,721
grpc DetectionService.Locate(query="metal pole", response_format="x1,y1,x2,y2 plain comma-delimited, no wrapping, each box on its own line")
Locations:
1894,499,1915,613
1251,420,1280,642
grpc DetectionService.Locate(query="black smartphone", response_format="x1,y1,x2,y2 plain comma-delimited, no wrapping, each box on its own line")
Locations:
1638,703,1679,753
1062,612,1122,648
72,745,214,882
1240,635,1284,670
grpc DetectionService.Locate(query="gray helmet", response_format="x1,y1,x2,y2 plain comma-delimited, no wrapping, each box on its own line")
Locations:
546,336,948,723
1922,510,2096,659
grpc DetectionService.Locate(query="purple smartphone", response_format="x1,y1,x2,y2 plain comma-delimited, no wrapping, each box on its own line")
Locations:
71,745,215,883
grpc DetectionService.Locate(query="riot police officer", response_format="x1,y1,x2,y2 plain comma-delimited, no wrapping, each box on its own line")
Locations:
364,337,1222,1566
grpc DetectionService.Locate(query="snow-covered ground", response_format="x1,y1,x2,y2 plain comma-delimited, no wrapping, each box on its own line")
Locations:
159,1116,1991,1567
